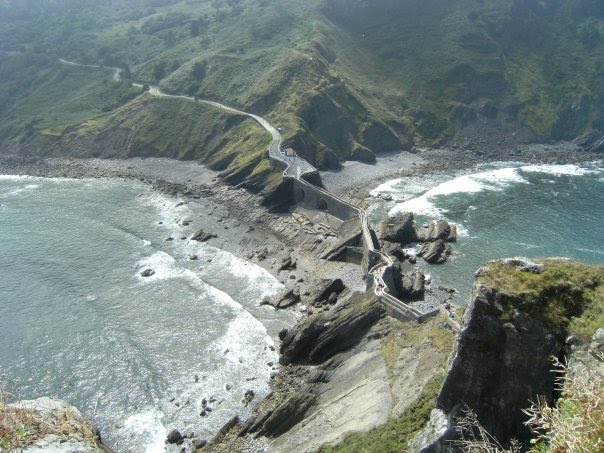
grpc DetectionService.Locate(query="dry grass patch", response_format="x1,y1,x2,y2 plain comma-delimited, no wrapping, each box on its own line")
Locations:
0,382,100,451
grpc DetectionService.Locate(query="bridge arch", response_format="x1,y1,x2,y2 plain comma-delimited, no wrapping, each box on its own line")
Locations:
318,199,328,211
296,188,306,202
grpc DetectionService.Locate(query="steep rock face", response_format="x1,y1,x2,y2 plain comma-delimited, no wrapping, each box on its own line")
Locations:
427,258,604,449
437,283,561,445
279,296,385,366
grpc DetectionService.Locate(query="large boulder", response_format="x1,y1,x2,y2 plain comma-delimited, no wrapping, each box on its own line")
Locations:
417,220,457,243
191,229,217,242
417,240,451,264
310,278,346,305
262,288,301,309
398,269,426,301
378,212,418,245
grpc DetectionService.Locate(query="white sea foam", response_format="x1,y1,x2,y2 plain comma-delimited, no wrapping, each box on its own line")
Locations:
389,167,529,217
520,163,603,176
120,408,166,453
1,183,39,198
454,223,470,238
199,247,284,300
0,175,37,181
215,306,277,364
369,178,403,196
135,251,179,281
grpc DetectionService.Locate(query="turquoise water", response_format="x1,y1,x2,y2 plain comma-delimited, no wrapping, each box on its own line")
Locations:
0,176,293,451
368,162,604,304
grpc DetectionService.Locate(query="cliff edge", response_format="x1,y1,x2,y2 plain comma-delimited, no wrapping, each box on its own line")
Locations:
416,257,603,451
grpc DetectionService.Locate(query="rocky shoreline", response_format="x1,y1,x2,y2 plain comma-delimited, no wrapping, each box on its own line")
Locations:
1,145,602,452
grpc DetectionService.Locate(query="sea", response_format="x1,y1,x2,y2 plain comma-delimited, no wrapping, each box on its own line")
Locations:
367,161,604,304
0,176,296,451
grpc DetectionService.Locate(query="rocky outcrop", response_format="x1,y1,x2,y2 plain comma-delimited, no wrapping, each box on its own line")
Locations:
262,288,301,309
378,214,456,265
573,129,604,152
399,269,426,301
420,258,604,449
417,239,451,264
310,278,346,305
191,229,217,242
279,295,385,365
242,387,318,437
6,398,104,452
417,220,457,243
278,254,297,271
378,212,417,245
436,282,562,445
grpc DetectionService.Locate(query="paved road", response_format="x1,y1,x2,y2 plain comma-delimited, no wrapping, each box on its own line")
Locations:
58,58,122,82
147,86,314,178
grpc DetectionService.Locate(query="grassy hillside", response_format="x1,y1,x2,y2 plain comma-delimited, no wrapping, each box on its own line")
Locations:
1,0,603,181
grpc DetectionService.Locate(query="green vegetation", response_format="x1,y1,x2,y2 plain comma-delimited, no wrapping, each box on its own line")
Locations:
320,372,445,453
526,360,604,453
380,313,455,373
2,0,604,184
478,259,604,341
317,314,454,452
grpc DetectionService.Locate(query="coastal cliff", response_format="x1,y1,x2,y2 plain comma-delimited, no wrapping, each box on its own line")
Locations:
416,257,604,451
208,257,603,452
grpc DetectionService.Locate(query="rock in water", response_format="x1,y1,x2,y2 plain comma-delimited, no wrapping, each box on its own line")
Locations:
417,239,450,264
244,389,255,404
166,429,184,444
140,268,155,277
191,229,217,242
417,220,456,242
378,212,417,245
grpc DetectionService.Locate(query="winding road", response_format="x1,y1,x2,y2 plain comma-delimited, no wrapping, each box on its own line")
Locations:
55,57,437,322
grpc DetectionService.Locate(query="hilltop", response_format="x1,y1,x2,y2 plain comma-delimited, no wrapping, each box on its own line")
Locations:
1,0,604,188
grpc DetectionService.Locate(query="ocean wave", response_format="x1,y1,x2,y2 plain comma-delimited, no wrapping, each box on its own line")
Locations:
389,167,528,217
194,246,284,300
1,184,40,198
118,408,166,453
137,190,190,235
520,163,603,176
369,178,403,196
0,175,37,181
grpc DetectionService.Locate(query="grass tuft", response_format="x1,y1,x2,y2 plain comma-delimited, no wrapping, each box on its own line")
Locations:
0,378,100,451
